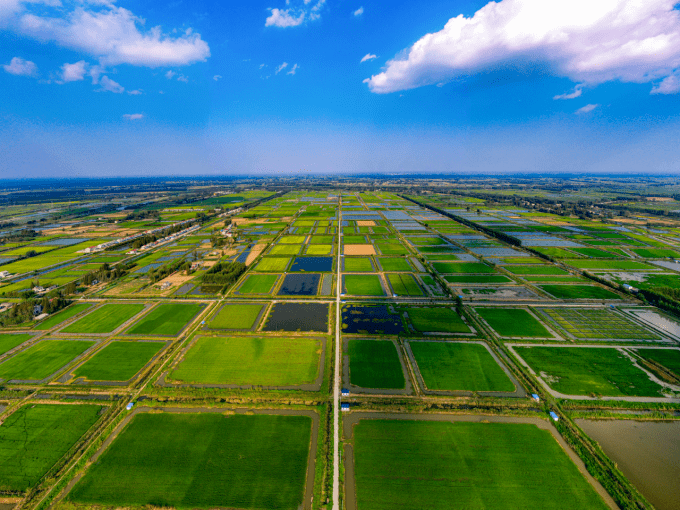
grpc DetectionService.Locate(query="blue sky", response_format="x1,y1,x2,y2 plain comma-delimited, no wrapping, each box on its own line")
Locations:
2,0,680,177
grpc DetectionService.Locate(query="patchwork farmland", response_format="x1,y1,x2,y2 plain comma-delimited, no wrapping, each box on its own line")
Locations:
0,181,679,510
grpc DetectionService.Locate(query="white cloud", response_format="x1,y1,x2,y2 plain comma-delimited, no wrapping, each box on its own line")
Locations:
265,8,305,27
122,113,143,120
265,0,325,27
165,70,176,79
213,74,222,81
3,56,38,76
127,89,142,95
4,1,210,68
575,103,599,114
259,63,265,69
651,71,680,94
60,60,87,82
354,6,363,16
365,0,680,95
554,84,584,100
97,75,124,93
176,74,188,82
360,53,377,63
275,62,288,74
287,63,299,75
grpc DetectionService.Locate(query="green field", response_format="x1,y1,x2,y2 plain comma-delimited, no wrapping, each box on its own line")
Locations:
352,419,609,510
237,274,279,294
523,275,585,282
344,235,367,243
541,308,660,340
33,303,92,330
348,339,404,389
0,340,95,381
375,242,409,255
279,235,307,244
410,342,514,391
269,244,301,255
207,304,263,330
73,341,164,381
432,262,493,274
476,308,552,337
125,303,203,336
387,273,424,296
61,304,146,334
171,336,320,385
505,265,568,275
632,248,680,258
636,348,680,378
0,404,102,491
0,333,33,355
378,257,412,271
344,257,374,271
564,259,655,270
305,244,332,255
344,274,384,296
254,257,290,272
443,274,512,284
540,284,621,300
570,248,618,258
516,346,665,397
405,307,471,333
68,413,311,509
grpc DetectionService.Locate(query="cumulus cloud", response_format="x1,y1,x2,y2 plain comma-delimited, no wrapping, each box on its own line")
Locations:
3,56,38,76
364,0,680,95
3,1,210,68
265,0,325,27
651,71,680,94
97,75,124,93
165,70,176,79
354,6,363,16
275,62,288,74
127,89,142,95
213,74,222,81
176,74,188,82
287,63,299,75
575,103,599,114
360,53,377,63
265,8,305,27
122,113,143,120
554,84,584,100
60,60,87,82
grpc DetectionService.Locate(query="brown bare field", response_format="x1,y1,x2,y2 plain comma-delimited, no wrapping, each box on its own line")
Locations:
344,244,376,256
356,220,375,226
245,243,268,265
646,196,673,201
157,273,195,295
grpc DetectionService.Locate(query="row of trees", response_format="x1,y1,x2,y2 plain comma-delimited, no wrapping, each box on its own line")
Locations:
202,261,246,290
0,293,70,327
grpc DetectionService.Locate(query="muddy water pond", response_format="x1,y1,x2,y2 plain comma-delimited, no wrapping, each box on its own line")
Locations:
576,419,680,510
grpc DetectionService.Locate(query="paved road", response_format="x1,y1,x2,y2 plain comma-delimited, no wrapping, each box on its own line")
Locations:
333,203,342,510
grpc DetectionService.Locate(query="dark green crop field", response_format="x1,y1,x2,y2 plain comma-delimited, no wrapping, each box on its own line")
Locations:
170,336,320,386
352,420,609,510
378,257,412,271
443,274,512,284
0,333,32,355
636,348,680,378
33,303,92,330
504,265,569,275
405,307,470,333
61,304,146,334
410,342,514,391
0,340,95,381
0,404,102,491
539,285,622,300
476,308,552,337
432,262,494,274
515,346,664,397
343,274,384,296
73,341,164,381
125,303,203,336
348,340,404,389
237,274,279,294
68,413,312,510
387,273,423,296
344,257,374,272
207,304,264,330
